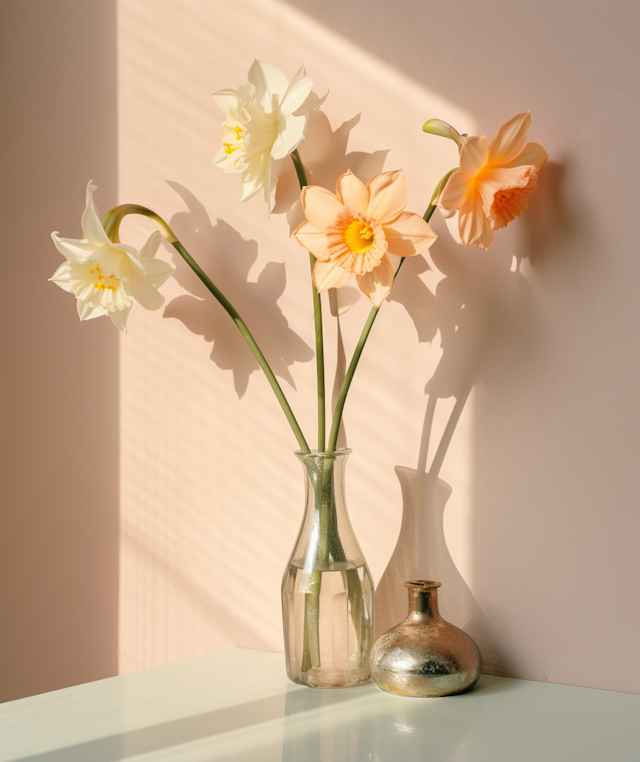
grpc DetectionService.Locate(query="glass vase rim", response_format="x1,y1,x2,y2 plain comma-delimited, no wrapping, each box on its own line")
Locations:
294,448,353,461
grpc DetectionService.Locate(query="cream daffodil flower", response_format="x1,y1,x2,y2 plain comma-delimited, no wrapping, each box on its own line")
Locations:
50,181,174,333
212,60,325,214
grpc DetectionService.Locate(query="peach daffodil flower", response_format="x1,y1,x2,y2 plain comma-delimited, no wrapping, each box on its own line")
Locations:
294,170,437,306
437,112,547,250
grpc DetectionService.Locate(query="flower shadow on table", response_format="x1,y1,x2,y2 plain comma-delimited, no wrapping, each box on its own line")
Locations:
163,183,313,398
377,161,570,678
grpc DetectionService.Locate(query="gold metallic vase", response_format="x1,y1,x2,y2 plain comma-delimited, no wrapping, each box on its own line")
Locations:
370,580,481,697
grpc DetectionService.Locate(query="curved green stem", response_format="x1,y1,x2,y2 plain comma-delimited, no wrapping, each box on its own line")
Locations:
325,168,458,454
101,205,310,453
292,149,326,452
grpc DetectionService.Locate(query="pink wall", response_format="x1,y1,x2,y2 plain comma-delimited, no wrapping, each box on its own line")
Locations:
3,0,639,701
0,2,119,702
115,0,640,694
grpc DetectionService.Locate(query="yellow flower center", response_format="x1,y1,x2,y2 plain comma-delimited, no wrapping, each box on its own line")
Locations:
223,125,245,155
90,264,118,291
343,220,375,254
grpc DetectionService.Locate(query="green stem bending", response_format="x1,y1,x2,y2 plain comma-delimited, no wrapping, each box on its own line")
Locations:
292,149,326,451
101,205,310,453
325,169,458,455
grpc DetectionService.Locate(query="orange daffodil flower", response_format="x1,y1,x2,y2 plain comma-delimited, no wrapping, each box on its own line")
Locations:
294,170,437,306
436,112,547,249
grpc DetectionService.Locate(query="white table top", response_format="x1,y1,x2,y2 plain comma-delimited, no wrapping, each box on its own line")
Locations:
1,648,638,761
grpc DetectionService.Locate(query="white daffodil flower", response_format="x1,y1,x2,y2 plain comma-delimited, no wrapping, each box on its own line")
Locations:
212,60,325,214
50,181,175,333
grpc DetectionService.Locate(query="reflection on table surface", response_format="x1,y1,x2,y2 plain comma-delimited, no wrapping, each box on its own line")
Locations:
2,649,639,762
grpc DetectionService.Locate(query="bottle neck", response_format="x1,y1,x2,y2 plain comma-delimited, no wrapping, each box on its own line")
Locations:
405,581,443,623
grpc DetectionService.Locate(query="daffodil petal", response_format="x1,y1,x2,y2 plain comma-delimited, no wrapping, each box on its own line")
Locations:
384,212,437,257
436,170,471,211
460,135,489,177
366,169,408,224
212,88,238,112
139,255,174,286
77,300,106,321
81,204,110,247
301,186,344,229
138,230,162,258
49,261,74,292
279,63,314,114
240,153,272,202
271,113,306,160
128,266,165,311
458,192,484,247
294,221,332,261
475,216,495,250
85,180,98,208
336,171,369,216
98,245,131,280
248,60,288,112
356,254,394,306
243,106,277,157
489,112,531,166
312,259,351,292
458,193,494,249
476,165,534,216
386,252,402,273
109,305,132,333
113,242,140,259
504,141,548,173
213,143,235,170
51,232,97,264
235,83,255,111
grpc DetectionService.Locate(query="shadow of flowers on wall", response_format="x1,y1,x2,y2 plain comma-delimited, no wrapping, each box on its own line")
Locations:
163,183,313,398
275,111,389,235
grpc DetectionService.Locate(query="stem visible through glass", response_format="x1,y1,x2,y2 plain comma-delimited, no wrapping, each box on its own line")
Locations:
299,454,366,673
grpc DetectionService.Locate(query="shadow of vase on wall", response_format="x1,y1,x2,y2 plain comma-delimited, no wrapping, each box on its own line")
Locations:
375,466,505,677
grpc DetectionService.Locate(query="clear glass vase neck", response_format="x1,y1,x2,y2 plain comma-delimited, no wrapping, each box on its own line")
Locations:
289,449,366,571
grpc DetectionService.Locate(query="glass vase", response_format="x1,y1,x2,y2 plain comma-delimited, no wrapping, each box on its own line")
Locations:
281,449,374,688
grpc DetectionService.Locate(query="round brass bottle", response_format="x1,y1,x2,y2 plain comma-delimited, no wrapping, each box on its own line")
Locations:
370,580,482,697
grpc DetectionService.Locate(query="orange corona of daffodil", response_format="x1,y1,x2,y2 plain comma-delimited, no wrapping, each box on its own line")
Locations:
437,112,547,250
294,169,437,306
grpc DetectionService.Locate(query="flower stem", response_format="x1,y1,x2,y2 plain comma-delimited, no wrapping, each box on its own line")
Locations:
325,169,458,454
292,149,326,452
101,204,310,453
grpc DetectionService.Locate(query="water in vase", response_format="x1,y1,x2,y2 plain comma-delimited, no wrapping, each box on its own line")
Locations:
282,560,374,688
